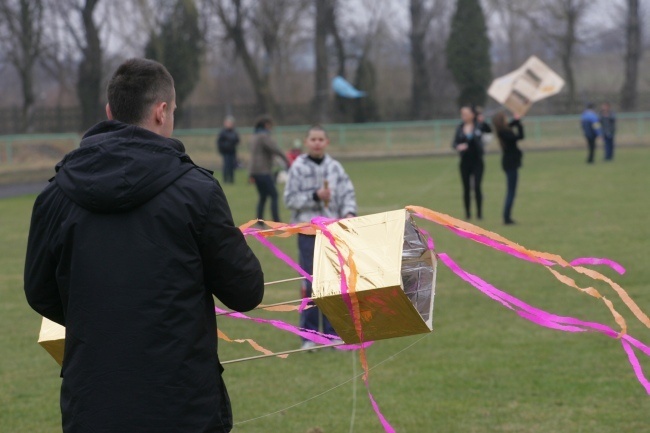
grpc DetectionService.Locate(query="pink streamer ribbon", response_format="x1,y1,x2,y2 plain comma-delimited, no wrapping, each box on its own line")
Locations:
438,252,650,395
215,306,372,351
248,232,313,282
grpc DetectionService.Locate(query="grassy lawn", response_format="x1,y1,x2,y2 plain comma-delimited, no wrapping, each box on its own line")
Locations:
2,147,650,432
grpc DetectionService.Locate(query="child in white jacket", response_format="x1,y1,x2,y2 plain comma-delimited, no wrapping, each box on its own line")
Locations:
283,125,357,349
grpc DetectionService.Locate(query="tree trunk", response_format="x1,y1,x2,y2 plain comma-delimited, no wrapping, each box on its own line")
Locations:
216,0,277,118
620,0,640,111
1,0,44,132
19,61,35,132
409,0,432,119
77,0,102,131
313,0,329,123
560,5,577,113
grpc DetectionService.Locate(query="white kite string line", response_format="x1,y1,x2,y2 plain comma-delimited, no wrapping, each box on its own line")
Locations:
234,333,431,426
349,349,358,433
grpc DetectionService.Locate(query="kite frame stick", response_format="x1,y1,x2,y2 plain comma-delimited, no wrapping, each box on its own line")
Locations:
215,298,309,317
264,276,309,286
215,276,313,317
221,341,345,365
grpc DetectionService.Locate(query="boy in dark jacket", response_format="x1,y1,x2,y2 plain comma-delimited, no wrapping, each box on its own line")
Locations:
216,115,240,183
24,58,264,433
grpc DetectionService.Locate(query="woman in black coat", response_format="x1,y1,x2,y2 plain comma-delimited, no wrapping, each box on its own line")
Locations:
452,105,491,220
492,111,524,224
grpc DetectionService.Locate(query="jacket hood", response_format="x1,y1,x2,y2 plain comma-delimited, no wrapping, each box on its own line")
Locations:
55,120,195,213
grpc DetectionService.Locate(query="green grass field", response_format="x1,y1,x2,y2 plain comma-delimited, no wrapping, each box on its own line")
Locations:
2,147,650,432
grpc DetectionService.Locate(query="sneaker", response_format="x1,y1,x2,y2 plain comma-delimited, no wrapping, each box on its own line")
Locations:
329,338,344,347
300,341,317,352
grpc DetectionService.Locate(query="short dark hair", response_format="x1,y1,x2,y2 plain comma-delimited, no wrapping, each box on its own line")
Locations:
306,124,328,138
254,115,273,131
107,58,175,125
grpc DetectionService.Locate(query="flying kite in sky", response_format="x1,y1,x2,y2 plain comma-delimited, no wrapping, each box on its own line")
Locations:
332,75,367,99
488,55,565,116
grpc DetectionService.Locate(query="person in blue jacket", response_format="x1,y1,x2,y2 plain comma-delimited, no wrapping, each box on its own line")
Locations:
580,103,601,164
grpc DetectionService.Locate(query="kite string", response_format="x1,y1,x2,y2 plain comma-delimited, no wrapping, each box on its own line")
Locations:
349,349,357,433
311,217,395,432
233,333,430,427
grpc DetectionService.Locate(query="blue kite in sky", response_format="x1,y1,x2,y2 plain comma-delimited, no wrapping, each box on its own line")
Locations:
332,76,366,99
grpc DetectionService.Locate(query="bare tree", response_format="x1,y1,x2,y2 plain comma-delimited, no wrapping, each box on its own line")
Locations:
516,0,590,112
0,0,45,132
621,0,641,110
313,0,331,122
209,0,308,118
49,0,104,130
77,0,102,130
485,0,528,71
409,0,445,119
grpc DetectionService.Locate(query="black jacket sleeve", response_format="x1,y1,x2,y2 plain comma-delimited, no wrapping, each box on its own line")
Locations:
479,122,492,133
451,124,464,149
24,194,65,325
200,184,264,312
509,119,525,140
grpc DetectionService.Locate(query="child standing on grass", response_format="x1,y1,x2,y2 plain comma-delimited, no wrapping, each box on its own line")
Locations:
284,125,357,350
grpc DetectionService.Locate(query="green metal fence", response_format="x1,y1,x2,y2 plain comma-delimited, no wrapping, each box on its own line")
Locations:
1,113,648,171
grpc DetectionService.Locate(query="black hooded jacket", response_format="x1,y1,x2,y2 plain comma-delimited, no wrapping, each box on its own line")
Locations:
24,120,264,433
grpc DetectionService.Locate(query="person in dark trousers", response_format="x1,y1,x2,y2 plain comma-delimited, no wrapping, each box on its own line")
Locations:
599,102,616,161
249,116,289,222
492,111,524,225
284,125,357,350
23,58,264,433
216,115,240,183
452,105,491,220
580,103,601,164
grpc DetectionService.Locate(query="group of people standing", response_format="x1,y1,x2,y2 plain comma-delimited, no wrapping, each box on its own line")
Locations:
581,102,616,163
215,116,357,351
452,105,525,225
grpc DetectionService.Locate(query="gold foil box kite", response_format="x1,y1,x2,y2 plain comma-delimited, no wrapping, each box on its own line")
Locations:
312,209,437,344
488,55,565,116
38,317,65,366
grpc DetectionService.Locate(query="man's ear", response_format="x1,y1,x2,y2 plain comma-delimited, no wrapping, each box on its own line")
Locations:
154,102,168,125
105,103,113,120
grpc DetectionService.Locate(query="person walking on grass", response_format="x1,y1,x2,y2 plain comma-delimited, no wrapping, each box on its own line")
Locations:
284,125,357,350
24,58,264,433
581,103,601,164
452,105,492,220
492,111,524,225
249,115,289,222
599,102,616,161
216,115,240,183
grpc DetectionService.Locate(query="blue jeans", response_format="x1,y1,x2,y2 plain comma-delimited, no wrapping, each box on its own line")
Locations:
222,153,236,183
251,174,280,222
503,169,518,222
298,234,337,340
603,135,614,160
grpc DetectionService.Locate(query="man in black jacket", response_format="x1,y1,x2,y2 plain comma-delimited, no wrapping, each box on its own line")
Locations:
24,58,264,433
